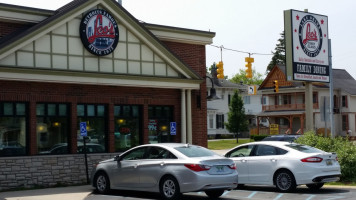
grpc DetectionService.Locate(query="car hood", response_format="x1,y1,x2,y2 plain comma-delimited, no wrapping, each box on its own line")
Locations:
99,158,115,164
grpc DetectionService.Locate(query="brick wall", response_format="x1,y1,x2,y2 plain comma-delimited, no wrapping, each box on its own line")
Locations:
0,21,33,39
0,153,115,191
162,41,208,146
0,80,183,155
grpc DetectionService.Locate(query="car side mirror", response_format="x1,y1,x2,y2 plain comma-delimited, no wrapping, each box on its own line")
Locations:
114,155,121,161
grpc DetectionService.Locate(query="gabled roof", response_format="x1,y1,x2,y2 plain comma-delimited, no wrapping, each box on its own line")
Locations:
205,72,246,91
333,69,356,95
259,65,356,95
0,0,207,83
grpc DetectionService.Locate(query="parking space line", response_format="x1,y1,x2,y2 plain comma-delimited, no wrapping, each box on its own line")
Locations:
247,191,258,198
273,194,284,200
305,195,316,200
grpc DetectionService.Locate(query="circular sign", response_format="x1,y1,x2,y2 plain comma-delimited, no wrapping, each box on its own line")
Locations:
80,9,119,56
298,15,323,57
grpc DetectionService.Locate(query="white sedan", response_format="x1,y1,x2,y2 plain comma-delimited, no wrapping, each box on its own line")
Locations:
224,141,341,192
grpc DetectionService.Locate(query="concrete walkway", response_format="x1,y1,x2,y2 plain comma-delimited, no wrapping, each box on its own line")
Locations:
0,185,92,200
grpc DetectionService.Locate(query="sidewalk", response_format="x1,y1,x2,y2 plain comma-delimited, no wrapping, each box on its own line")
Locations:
0,185,92,200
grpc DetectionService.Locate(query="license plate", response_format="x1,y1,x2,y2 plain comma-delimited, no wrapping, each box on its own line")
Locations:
326,159,333,166
214,165,225,173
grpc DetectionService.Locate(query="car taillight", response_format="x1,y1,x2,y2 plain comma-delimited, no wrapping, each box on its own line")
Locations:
301,157,323,163
184,164,211,172
228,163,237,170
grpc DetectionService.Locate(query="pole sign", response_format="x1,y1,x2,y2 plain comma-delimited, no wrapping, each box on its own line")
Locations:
170,122,176,135
248,85,256,95
80,122,87,137
284,10,329,83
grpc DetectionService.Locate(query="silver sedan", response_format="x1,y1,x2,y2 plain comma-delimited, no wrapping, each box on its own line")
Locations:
91,143,238,200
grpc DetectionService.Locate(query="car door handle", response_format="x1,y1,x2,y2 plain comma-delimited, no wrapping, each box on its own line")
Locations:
241,159,247,163
134,164,139,168
271,159,277,162
160,162,165,166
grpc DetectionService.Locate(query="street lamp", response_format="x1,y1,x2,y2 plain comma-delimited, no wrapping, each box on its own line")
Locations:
205,76,220,101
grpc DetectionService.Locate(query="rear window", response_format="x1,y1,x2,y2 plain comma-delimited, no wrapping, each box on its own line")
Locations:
285,144,323,153
175,146,215,157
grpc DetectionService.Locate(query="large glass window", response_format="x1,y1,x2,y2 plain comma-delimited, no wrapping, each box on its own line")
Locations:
114,105,141,152
77,104,106,153
36,103,69,155
0,102,27,157
148,106,173,144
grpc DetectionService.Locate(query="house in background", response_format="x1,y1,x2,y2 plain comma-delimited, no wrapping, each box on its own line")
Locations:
206,72,263,138
257,65,356,138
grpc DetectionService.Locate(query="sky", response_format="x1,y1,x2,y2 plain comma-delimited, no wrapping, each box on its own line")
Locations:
1,0,356,79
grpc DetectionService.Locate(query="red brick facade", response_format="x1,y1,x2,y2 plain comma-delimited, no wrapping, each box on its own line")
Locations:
0,43,208,155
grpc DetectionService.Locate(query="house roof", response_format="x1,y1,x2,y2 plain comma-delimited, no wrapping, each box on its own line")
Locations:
333,69,356,95
205,72,246,91
259,65,356,95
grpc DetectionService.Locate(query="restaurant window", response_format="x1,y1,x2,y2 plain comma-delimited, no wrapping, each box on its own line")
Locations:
148,106,174,144
36,103,69,155
114,105,141,152
0,102,27,157
77,104,106,153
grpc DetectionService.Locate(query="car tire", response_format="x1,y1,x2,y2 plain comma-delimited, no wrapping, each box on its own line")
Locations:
274,170,296,192
306,183,324,190
205,190,225,198
94,172,110,194
160,176,181,200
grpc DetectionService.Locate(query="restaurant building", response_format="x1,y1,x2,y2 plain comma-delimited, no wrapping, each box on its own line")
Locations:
0,0,214,190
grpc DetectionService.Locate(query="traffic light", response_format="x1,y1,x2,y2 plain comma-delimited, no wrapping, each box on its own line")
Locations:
273,80,279,92
216,61,224,79
245,57,254,78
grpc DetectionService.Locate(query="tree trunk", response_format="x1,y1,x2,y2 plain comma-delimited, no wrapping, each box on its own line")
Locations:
236,133,239,143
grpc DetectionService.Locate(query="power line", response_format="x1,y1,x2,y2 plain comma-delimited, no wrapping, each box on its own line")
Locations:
209,44,273,56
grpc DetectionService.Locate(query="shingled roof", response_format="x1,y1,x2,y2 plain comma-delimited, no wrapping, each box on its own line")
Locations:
333,69,356,95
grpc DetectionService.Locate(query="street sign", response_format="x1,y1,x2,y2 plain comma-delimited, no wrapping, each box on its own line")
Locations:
170,122,176,135
80,122,87,137
270,124,279,135
248,85,256,95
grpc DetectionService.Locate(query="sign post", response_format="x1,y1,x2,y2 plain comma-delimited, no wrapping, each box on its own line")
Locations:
80,122,89,184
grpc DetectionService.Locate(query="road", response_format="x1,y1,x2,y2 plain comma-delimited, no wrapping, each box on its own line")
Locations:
85,185,356,200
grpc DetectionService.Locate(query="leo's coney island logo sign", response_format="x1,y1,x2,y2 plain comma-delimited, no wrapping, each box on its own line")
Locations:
80,9,119,56
286,10,329,82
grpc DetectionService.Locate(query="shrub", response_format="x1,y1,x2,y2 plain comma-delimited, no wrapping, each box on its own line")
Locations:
250,135,268,141
296,131,356,182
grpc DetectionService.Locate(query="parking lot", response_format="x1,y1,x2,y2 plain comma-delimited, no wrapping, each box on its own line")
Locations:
85,185,356,200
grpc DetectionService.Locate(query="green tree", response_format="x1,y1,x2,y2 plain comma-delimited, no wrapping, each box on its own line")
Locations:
225,90,248,143
230,68,264,85
266,31,285,73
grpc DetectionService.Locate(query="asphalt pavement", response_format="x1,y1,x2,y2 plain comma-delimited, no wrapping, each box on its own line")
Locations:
0,185,92,200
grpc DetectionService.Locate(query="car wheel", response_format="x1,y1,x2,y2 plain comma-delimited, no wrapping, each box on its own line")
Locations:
205,190,225,198
160,176,181,200
306,183,324,190
94,172,110,194
274,170,296,192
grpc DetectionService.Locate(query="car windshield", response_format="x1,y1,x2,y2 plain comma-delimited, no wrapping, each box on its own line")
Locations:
175,145,216,157
285,144,323,153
